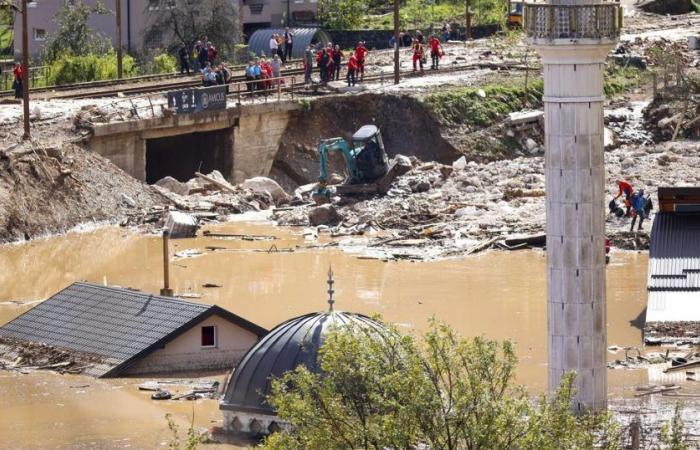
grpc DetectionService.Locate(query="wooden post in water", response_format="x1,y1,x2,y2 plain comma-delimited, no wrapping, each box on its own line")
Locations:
160,229,174,297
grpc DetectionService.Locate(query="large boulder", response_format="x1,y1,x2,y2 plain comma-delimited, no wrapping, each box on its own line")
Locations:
308,204,342,226
155,176,190,196
241,177,289,205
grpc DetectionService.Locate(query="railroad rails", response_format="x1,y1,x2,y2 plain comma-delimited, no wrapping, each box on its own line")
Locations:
0,60,303,99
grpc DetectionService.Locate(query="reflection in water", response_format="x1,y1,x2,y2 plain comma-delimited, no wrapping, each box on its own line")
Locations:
0,223,649,448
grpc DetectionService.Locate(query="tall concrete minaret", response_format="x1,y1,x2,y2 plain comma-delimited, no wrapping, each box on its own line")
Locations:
525,2,620,411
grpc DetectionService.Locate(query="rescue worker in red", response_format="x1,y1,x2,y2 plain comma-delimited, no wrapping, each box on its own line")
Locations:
347,53,358,86
13,62,23,99
615,179,634,216
428,35,443,70
354,41,368,82
325,43,335,82
412,39,425,72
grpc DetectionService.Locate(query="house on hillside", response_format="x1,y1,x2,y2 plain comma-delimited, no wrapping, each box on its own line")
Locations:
644,187,700,344
0,282,267,377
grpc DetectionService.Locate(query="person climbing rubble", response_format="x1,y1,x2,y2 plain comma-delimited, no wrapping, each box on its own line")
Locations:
630,189,650,232
614,179,634,217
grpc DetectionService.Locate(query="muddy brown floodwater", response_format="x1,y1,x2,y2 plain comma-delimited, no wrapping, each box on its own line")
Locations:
0,221,651,448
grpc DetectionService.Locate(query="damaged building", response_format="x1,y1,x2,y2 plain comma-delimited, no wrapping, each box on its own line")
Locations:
0,282,267,377
644,187,700,344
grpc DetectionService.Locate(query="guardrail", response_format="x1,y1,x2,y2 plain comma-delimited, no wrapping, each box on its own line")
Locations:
524,3,622,40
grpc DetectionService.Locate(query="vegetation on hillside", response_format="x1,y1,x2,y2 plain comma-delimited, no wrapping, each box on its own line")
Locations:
0,7,12,56
423,81,544,127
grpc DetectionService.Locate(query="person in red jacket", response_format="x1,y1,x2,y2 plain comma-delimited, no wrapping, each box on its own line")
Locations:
260,57,273,96
325,43,335,82
13,62,23,99
412,39,425,72
354,41,368,81
347,54,358,86
428,35,443,70
615,179,634,216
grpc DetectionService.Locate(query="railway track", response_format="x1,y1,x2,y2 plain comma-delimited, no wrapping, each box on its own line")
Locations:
0,60,302,99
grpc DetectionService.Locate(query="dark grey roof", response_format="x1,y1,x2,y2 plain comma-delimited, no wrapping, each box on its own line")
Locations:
220,311,385,416
648,212,700,291
0,283,267,377
247,28,331,59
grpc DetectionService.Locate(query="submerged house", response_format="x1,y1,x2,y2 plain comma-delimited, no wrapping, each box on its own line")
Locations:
0,282,267,377
644,187,700,344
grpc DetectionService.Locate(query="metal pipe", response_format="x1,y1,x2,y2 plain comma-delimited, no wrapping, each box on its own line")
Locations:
160,229,174,297
21,0,29,140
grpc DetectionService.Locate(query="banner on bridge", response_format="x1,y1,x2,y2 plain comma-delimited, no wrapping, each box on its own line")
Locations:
166,85,228,114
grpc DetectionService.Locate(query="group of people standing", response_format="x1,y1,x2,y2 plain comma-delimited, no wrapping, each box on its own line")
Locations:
410,35,445,72
244,54,284,96
304,41,368,87
268,28,295,63
178,37,219,75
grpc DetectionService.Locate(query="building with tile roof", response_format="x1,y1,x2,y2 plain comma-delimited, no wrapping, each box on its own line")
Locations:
0,282,267,377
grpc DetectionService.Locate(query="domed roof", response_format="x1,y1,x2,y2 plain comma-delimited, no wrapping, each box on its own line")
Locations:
220,310,384,416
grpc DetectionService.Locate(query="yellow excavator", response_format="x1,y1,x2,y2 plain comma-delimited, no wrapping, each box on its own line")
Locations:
507,0,524,28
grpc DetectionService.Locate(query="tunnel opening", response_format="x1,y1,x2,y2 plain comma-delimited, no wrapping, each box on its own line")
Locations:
146,128,233,184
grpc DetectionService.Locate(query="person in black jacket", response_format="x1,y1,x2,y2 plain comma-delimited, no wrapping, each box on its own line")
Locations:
178,44,190,75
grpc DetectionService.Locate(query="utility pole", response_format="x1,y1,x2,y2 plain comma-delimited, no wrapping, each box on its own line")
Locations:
116,0,122,79
464,0,471,40
393,0,399,84
21,0,29,140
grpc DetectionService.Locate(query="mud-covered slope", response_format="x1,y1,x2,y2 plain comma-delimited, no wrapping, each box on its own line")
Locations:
0,140,160,242
271,94,460,192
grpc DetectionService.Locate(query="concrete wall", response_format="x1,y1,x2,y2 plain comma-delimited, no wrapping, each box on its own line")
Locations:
124,314,259,376
89,101,299,184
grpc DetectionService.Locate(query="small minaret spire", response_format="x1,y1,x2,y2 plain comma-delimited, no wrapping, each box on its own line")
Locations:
326,266,335,312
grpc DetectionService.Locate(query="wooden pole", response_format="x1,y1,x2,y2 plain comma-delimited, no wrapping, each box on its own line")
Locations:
465,0,472,40
394,0,400,84
21,0,30,140
160,229,174,297
116,0,123,79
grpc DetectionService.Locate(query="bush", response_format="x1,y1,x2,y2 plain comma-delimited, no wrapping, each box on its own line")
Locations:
46,51,137,85
151,53,178,74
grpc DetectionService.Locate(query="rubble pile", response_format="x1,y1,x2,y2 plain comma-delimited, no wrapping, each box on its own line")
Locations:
269,140,700,260
0,336,104,375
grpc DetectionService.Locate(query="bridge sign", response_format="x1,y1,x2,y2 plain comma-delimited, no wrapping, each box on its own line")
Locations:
167,85,228,114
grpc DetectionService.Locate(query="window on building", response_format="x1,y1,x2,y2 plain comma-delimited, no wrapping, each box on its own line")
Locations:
201,325,217,348
33,29,46,41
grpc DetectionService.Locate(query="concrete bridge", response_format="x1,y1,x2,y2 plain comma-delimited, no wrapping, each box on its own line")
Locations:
88,101,300,185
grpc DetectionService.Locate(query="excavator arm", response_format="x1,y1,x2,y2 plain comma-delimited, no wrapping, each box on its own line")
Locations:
317,137,360,184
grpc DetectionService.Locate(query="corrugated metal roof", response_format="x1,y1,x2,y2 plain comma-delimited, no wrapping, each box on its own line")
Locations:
247,28,331,59
0,283,266,377
646,213,700,324
220,311,385,416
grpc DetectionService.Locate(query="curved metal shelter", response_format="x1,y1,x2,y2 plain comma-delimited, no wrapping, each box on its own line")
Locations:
221,310,385,417
247,28,331,60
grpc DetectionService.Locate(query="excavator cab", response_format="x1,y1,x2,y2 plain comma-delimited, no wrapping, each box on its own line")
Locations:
351,125,389,182
507,0,523,28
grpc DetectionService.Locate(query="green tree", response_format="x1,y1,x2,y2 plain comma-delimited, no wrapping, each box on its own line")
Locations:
43,0,111,62
264,319,622,450
660,403,689,450
143,0,241,61
317,0,368,29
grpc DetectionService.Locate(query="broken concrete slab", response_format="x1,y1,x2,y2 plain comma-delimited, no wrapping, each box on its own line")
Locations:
155,176,190,196
166,211,199,238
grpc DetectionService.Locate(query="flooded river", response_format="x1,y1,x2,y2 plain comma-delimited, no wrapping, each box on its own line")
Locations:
0,221,651,448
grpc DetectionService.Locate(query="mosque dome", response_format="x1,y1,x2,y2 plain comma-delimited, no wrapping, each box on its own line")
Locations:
219,270,386,435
